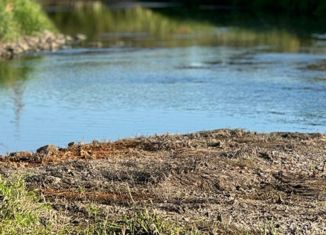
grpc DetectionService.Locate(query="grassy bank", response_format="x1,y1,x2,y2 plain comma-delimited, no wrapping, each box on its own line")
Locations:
0,0,56,41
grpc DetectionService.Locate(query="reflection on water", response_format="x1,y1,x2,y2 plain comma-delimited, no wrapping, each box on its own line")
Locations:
0,61,33,133
0,4,325,153
48,4,324,52
0,60,30,87
50,4,213,47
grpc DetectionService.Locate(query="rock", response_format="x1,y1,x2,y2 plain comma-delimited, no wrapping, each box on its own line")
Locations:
55,37,66,45
5,44,15,52
19,41,30,52
89,41,103,48
43,30,53,37
0,48,13,59
0,32,83,60
9,151,33,160
207,141,223,148
68,142,77,147
47,176,62,185
50,42,59,51
46,37,53,44
80,149,91,158
36,144,58,154
26,37,38,47
75,33,87,41
14,45,24,54
38,36,47,45
65,35,73,43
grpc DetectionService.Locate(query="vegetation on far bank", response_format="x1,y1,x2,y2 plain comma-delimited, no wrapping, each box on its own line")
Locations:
0,0,56,42
50,3,314,52
145,0,326,19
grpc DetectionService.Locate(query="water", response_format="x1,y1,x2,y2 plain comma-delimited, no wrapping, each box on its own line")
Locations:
0,5,325,153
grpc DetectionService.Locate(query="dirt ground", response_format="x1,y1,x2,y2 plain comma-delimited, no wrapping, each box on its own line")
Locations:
1,129,325,234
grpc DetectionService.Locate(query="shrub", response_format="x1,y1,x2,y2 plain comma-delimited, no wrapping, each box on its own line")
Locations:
0,0,56,41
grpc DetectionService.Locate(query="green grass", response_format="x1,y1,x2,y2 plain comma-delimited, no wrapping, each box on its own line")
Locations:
0,176,63,234
0,0,56,41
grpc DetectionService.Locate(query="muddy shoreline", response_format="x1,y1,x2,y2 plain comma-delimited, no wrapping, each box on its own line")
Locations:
1,129,325,234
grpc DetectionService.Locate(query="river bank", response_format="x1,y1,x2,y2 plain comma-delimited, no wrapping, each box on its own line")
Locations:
0,0,87,60
0,31,85,59
1,129,325,234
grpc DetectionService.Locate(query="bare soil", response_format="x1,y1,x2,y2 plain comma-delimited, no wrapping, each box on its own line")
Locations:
1,129,325,234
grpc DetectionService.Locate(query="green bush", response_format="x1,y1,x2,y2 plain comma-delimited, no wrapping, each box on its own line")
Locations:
0,0,56,41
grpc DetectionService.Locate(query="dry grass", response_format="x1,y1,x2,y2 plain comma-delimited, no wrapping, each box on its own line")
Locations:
1,129,325,234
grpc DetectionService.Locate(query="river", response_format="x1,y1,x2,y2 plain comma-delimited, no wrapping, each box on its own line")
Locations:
0,5,325,153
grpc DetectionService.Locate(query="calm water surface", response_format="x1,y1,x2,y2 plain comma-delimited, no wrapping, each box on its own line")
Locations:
0,6,325,153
